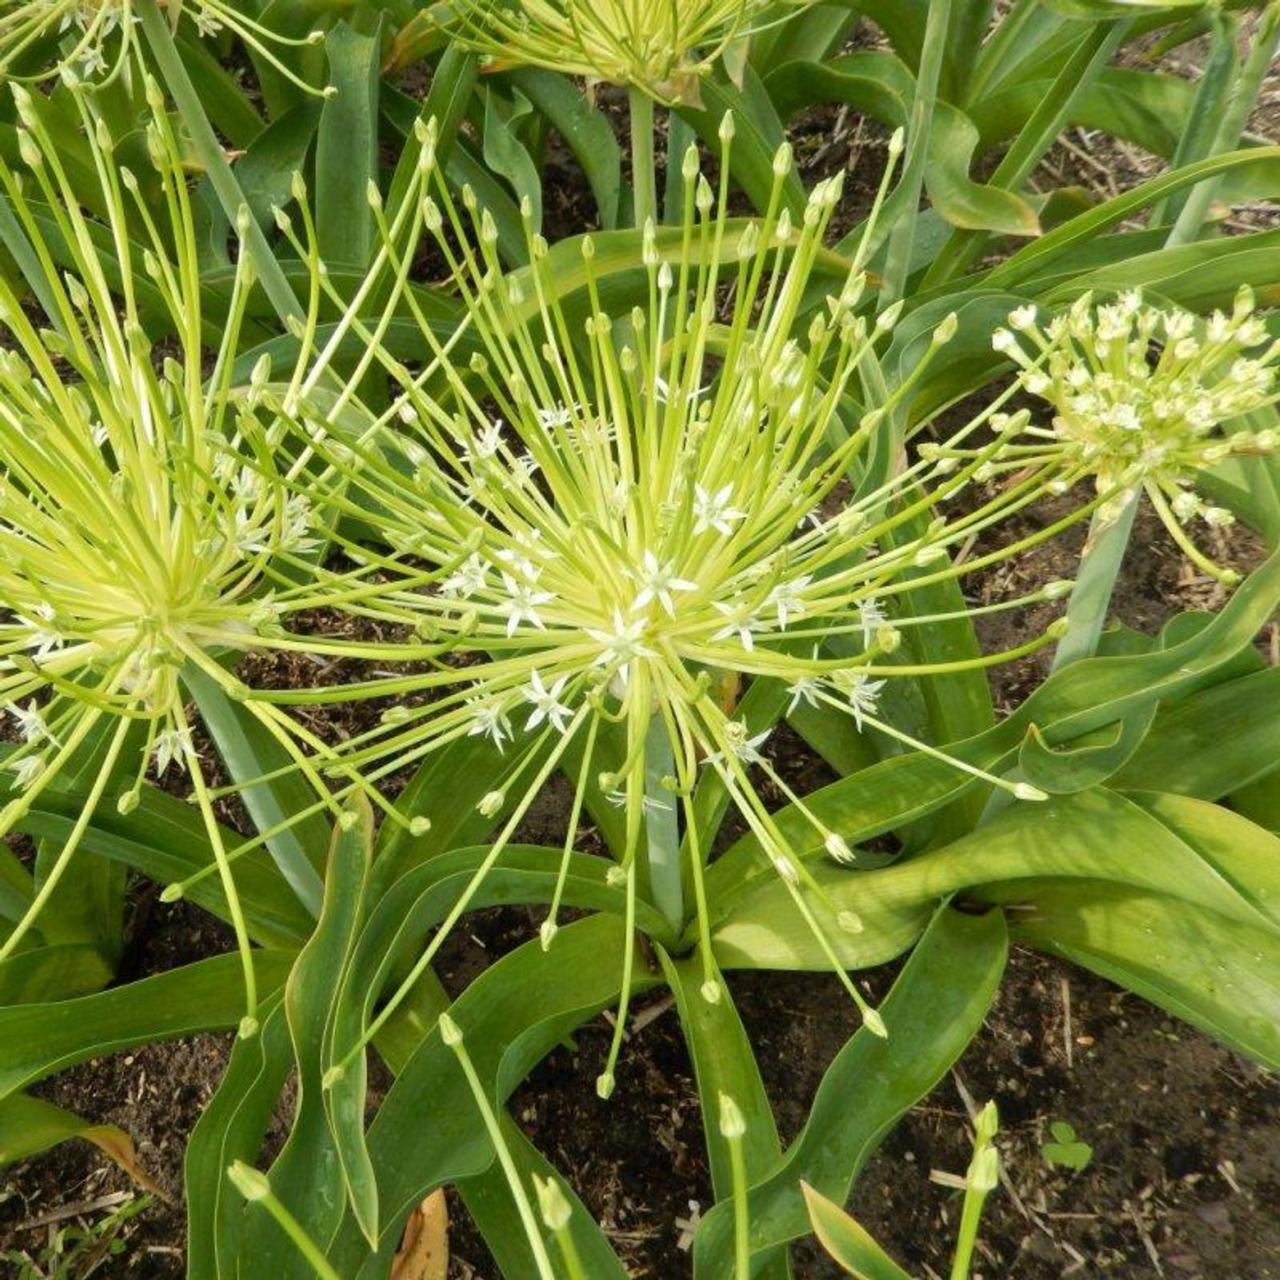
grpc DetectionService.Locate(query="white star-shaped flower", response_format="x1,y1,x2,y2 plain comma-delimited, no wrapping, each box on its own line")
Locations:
711,602,763,652
441,553,490,600
153,726,195,776
767,575,812,629
631,551,696,616
858,596,886,646
5,700,56,746
460,419,505,464
587,610,657,686
692,484,746,536
497,573,555,637
5,753,44,791
838,673,886,731
524,671,573,735
466,698,511,749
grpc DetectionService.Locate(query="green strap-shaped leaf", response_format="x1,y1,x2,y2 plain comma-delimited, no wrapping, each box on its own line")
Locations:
676,67,807,217
705,547,1280,886
710,787,1280,971
0,758,314,950
320,845,668,1247
510,68,623,229
985,145,1280,288
693,905,1008,1278
316,16,385,266
253,805,376,1277
663,952,791,1280
802,1183,912,1280
766,54,1040,235
0,951,295,1102
1007,886,1280,1068
1113,665,1280,799
0,1092,159,1190
184,666,326,919
320,913,662,1275
186,997,294,1280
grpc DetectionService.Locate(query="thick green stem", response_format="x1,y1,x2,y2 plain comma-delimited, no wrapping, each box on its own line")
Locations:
629,86,657,229
1050,492,1140,671
644,715,683,933
136,0,301,326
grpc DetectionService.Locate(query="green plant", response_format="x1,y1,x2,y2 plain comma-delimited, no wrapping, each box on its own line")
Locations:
2,1193,152,1280
0,1,1276,1277
1041,1120,1094,1171
802,1101,1000,1280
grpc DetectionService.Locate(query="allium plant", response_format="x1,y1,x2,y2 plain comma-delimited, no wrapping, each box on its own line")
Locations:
0,83,405,1031
992,291,1280,583
280,117,1094,1095
446,0,791,102
0,0,326,88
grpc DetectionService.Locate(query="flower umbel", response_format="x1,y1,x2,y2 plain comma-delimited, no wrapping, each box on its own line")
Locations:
445,0,802,101
284,116,1088,1092
0,84,401,1028
991,291,1279,580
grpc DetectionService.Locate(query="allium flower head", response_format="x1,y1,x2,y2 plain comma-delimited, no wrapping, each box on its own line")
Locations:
992,290,1279,577
0,85,391,1028
447,0,799,101
290,118,1083,1075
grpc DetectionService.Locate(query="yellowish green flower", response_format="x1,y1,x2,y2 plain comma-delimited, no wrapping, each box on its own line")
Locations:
0,84,403,1031
275,117,1091,1092
991,290,1280,580
446,0,802,101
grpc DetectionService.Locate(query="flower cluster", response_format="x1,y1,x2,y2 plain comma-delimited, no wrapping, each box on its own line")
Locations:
0,0,327,90
446,0,795,101
991,290,1279,576
0,84,397,1029
281,118,1085,1085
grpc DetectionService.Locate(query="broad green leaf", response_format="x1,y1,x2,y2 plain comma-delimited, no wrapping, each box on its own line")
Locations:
710,787,1280,971
768,53,1039,235
985,145,1280,288
0,1092,160,1191
0,951,295,1102
0,763,314,950
235,102,322,231
317,16,385,266
183,665,326,918
511,68,623,230
257,804,376,1276
802,1183,912,1280
662,954,790,1279
1113,665,1280,798
693,905,1007,1277
322,914,662,1275
676,67,807,218
186,998,295,1280
1005,885,1280,1068
481,85,542,230
0,944,114,1006
704,547,1280,888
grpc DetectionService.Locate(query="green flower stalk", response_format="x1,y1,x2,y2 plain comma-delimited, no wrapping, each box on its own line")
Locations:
0,0,328,90
991,290,1280,582
446,0,800,103
0,84,405,1030
283,115,1093,1093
